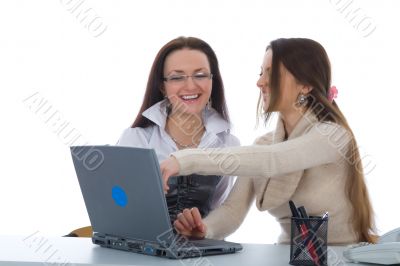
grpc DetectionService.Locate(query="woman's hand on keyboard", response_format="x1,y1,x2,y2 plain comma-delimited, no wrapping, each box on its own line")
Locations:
174,207,207,238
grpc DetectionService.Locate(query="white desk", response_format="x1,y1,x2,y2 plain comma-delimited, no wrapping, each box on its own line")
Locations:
0,235,367,265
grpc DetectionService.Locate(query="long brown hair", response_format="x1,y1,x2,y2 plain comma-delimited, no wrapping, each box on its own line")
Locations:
259,38,376,243
131,36,230,128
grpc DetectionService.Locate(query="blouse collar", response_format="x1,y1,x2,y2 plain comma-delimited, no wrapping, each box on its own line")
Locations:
141,99,232,134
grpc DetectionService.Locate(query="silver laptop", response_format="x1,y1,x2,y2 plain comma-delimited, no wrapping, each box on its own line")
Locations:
70,145,243,259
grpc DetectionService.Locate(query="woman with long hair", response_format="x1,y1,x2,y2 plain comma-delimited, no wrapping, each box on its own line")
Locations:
160,38,376,244
117,36,239,223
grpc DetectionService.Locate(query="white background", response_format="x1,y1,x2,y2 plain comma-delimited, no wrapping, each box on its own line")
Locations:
1,0,399,244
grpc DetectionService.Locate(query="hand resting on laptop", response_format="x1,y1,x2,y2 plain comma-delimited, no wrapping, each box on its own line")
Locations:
174,207,207,239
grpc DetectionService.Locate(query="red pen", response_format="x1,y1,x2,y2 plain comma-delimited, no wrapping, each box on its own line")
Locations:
299,215,320,266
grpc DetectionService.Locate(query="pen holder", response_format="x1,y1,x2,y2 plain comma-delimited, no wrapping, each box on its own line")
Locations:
289,215,329,266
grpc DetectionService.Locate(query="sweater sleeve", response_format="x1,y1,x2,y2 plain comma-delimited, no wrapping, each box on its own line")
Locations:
172,123,351,178
204,176,255,239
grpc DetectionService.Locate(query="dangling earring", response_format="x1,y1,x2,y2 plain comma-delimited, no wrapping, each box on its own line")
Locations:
295,93,308,107
206,98,212,111
164,95,172,114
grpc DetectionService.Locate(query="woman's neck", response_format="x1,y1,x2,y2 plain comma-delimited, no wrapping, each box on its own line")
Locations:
280,108,306,137
165,112,205,149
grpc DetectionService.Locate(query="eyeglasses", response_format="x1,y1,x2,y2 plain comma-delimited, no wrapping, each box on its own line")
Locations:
163,72,213,86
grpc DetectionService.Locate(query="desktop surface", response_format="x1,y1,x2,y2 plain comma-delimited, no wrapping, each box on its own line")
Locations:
0,235,368,266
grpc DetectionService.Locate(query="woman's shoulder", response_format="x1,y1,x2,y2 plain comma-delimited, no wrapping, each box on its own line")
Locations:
253,131,275,145
310,121,350,139
117,126,156,146
216,130,241,146
120,126,154,137
254,121,349,144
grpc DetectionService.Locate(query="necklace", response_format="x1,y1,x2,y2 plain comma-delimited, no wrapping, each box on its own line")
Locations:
165,117,204,149
170,135,199,148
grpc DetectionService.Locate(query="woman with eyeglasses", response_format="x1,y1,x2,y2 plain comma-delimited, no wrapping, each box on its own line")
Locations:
160,38,377,244
116,36,239,224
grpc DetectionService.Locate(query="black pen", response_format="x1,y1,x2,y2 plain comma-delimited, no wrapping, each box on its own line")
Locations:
289,200,300,218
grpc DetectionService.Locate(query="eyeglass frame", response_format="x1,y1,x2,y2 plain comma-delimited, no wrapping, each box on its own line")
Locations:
162,72,214,84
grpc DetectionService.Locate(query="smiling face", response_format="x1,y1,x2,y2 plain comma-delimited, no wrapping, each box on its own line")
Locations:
257,49,309,114
163,48,212,117
257,49,273,112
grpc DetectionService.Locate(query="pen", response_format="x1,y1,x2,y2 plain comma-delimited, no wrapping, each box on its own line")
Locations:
289,200,300,218
289,202,307,237
296,206,320,265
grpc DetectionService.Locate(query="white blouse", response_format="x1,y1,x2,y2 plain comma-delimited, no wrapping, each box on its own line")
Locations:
116,99,240,210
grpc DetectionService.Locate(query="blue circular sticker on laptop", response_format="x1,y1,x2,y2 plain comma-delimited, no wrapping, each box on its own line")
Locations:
112,186,127,207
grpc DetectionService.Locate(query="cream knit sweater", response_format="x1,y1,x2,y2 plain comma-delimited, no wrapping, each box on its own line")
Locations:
172,111,358,244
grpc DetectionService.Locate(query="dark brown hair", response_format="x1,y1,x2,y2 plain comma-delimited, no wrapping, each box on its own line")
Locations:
131,36,229,128
258,38,376,243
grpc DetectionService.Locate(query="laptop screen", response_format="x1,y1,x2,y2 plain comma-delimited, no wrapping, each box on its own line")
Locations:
71,146,174,243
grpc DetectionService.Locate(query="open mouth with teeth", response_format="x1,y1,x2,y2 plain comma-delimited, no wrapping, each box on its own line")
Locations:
180,94,201,103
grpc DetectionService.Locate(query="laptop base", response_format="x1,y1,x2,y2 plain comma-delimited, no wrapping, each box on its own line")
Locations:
93,233,241,259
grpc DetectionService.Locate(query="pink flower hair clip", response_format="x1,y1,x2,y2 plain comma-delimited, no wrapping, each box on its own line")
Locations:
327,86,338,102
